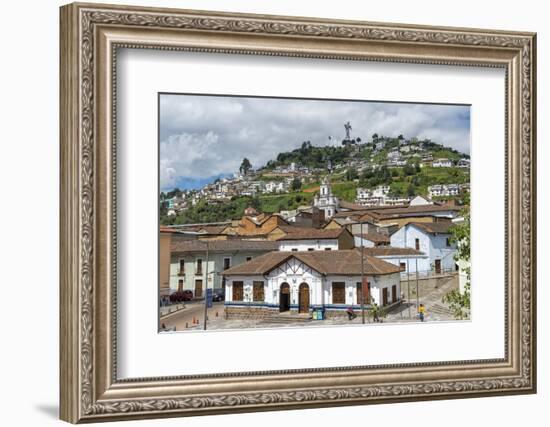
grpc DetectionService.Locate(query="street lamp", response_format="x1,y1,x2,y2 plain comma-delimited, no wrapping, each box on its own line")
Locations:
203,241,209,331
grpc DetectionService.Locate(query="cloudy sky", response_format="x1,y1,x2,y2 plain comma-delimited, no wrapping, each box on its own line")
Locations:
160,93,470,191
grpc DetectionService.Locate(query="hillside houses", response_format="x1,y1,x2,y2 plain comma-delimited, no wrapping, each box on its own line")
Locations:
432,158,452,167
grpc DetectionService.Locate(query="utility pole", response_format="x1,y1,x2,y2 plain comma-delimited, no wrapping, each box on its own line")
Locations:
360,221,365,324
407,259,411,318
203,241,209,331
415,257,419,315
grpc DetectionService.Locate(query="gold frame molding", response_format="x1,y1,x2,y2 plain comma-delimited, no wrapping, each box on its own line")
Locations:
60,2,537,423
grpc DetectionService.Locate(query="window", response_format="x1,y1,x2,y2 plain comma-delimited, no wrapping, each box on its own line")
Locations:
253,281,264,301
178,259,185,275
400,262,406,271
332,282,346,304
291,248,298,252
325,247,332,251
246,256,252,262
223,257,231,270
196,258,202,274
415,238,420,250
308,248,315,251
178,279,183,292
232,281,244,301
446,237,451,247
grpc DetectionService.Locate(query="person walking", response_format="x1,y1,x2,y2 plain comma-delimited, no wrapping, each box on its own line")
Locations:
346,306,357,321
418,303,426,322
372,303,380,323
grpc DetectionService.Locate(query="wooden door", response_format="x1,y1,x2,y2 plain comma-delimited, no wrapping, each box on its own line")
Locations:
392,285,397,302
280,283,290,312
435,259,442,274
194,280,203,298
332,282,346,305
382,288,388,306
299,283,309,313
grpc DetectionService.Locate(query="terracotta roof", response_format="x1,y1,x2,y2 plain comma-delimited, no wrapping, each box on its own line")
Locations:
335,203,460,221
355,232,390,244
408,221,454,234
222,249,401,276
171,237,278,253
198,225,229,234
360,247,426,257
277,227,347,241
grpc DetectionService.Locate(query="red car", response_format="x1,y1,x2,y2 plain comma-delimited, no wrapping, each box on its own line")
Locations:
169,290,193,302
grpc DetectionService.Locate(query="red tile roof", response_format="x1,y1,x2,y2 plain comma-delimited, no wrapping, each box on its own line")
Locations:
222,249,401,276
171,237,278,253
276,226,348,241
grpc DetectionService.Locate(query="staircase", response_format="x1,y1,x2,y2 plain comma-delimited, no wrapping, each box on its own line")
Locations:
428,303,454,317
259,312,313,324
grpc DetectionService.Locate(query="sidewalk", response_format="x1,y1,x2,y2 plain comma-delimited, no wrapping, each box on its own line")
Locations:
160,303,187,318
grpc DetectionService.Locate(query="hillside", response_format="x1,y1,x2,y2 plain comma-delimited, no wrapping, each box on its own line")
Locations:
160,135,470,225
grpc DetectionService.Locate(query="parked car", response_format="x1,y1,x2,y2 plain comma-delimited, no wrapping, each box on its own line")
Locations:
169,290,193,303
212,289,225,302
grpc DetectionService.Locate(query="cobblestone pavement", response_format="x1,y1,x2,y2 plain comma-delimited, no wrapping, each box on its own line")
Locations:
160,275,462,332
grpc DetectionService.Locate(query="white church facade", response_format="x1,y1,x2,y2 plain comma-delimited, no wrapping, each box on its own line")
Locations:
313,177,340,219
221,249,402,319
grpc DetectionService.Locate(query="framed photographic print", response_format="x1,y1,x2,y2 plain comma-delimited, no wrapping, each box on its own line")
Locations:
60,2,537,423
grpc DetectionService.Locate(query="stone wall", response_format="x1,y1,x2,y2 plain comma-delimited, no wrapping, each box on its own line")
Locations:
224,305,277,319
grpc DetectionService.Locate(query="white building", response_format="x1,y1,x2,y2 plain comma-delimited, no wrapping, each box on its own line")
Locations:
277,227,354,252
409,195,433,206
457,158,471,168
263,180,287,194
222,250,402,318
313,177,340,219
390,221,458,275
432,158,453,167
361,247,429,279
428,184,460,198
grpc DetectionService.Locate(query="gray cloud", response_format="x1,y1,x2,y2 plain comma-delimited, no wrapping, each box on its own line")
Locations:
160,94,470,190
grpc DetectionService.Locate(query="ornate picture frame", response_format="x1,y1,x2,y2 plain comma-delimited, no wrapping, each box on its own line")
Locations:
60,2,536,423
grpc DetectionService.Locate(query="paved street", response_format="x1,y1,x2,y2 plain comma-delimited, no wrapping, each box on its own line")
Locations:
160,301,225,331
159,274,462,332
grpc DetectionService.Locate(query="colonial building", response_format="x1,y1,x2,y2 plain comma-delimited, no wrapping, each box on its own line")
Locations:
169,237,278,297
313,177,339,219
390,220,457,275
159,227,177,303
222,249,402,319
223,209,289,236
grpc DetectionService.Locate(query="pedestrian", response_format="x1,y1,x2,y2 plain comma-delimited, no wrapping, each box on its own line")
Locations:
418,303,426,322
372,303,380,323
346,306,357,321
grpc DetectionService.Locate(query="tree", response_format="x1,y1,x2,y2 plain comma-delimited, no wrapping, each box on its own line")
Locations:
398,134,404,140
372,133,379,141
442,206,471,319
291,177,302,191
345,167,359,181
239,158,252,175
356,137,362,143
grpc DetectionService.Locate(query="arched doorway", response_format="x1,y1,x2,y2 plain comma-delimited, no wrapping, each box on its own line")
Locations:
298,283,310,314
279,283,290,312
